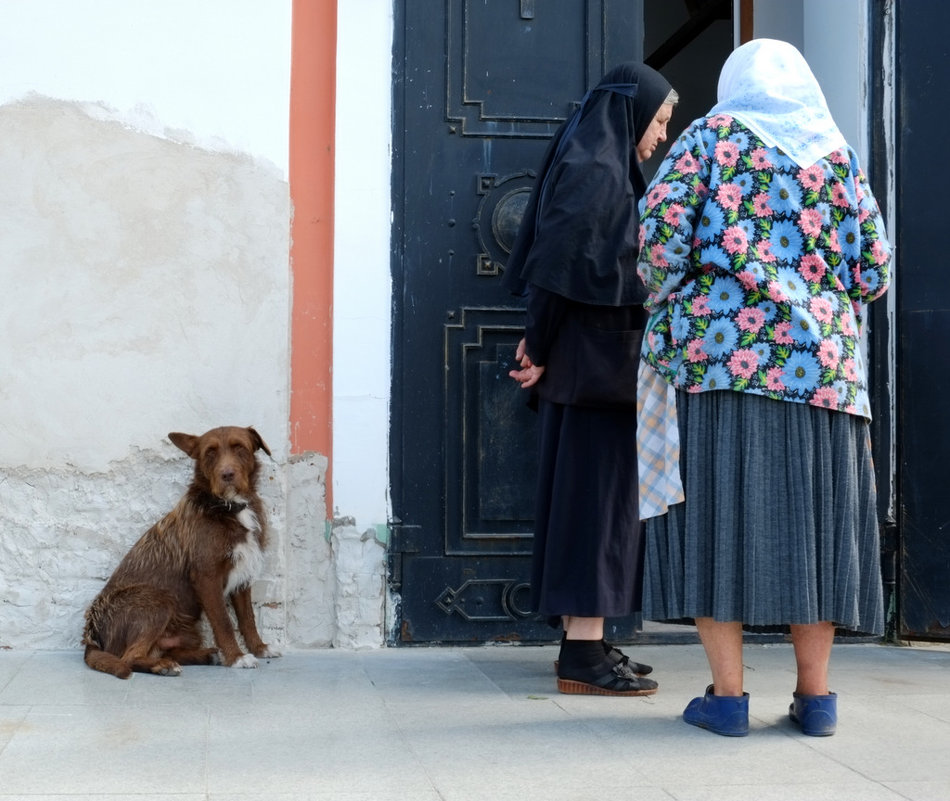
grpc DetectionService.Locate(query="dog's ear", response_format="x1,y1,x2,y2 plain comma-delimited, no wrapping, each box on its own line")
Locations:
168,432,200,459
246,427,272,457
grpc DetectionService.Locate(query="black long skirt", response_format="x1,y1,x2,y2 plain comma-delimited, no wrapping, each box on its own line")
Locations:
530,399,643,618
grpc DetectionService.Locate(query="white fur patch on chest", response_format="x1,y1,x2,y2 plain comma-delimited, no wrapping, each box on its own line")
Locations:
236,506,261,533
225,509,264,595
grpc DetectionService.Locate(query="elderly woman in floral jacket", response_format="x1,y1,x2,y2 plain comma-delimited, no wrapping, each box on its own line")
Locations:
636,39,891,737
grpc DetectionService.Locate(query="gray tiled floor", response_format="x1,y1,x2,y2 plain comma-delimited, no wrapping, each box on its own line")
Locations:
0,642,948,800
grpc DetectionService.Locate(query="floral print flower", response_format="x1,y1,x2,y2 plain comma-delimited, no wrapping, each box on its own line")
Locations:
799,253,826,283
686,339,708,362
838,214,861,260
871,239,889,265
830,182,851,207
701,364,731,391
663,203,686,227
818,340,840,370
714,140,741,167
768,172,804,215
675,151,701,174
798,164,825,192
708,275,745,314
721,225,749,256
770,221,804,262
811,386,839,408
783,351,821,394
752,192,774,218
696,205,726,242
750,147,773,170
646,182,671,207
716,183,743,211
704,318,739,358
766,366,786,391
736,307,766,333
728,348,759,379
707,113,733,129
773,320,794,344
798,208,824,238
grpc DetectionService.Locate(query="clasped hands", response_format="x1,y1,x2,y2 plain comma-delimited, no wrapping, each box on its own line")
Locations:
508,337,545,389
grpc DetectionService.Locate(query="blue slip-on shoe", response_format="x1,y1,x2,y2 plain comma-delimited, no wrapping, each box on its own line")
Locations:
789,691,837,736
683,684,749,736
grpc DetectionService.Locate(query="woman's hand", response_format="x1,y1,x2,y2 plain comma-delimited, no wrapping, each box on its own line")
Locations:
508,337,546,389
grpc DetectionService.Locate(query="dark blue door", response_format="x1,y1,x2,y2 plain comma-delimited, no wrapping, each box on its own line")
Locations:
891,0,950,640
391,0,644,643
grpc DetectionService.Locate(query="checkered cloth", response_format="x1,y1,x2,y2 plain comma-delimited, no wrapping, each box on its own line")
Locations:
637,361,685,519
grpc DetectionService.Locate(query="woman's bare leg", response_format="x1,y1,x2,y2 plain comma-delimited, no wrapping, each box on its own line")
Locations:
694,617,744,695
790,621,835,695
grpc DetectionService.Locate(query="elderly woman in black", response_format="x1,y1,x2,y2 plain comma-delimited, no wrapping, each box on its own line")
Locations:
505,62,677,695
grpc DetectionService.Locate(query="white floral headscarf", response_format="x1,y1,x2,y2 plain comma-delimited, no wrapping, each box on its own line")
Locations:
708,38,846,168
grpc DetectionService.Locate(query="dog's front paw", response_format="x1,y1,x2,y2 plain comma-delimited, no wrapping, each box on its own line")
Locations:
152,659,182,677
255,645,282,659
232,653,259,669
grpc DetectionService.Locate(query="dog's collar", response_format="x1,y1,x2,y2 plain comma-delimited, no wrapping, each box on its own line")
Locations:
207,497,248,514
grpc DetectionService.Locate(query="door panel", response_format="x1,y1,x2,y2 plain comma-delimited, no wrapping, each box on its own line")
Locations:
893,0,950,640
391,0,644,643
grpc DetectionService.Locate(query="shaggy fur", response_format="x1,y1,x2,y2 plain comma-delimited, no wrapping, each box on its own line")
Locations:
83,426,280,678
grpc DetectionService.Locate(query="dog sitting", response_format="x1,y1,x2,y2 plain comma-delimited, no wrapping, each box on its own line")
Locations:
83,426,280,678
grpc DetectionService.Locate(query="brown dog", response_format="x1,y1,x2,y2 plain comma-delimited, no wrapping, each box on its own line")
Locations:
83,426,280,678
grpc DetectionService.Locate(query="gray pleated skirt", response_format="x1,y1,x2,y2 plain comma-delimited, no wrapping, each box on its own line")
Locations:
643,390,884,636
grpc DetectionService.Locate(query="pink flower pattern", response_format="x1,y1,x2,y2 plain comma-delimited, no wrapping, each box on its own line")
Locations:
798,208,824,237
716,183,743,211
722,225,749,255
714,140,741,167
728,349,759,379
799,253,825,283
736,307,766,333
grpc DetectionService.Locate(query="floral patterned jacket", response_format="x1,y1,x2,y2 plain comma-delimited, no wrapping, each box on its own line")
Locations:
637,116,891,418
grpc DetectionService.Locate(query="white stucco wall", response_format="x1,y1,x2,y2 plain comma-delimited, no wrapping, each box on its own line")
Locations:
0,0,294,467
0,1,375,651
333,1,394,532
330,1,395,643
0,0,290,179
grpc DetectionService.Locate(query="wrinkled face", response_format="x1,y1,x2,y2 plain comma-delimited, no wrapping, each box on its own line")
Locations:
636,102,675,163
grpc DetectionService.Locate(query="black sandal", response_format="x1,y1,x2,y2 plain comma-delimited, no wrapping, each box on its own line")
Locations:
606,642,653,676
554,640,653,677
556,658,659,697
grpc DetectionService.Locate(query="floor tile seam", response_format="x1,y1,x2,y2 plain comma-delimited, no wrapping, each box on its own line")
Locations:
201,703,212,798
457,648,577,704
343,698,446,801
790,736,889,787
355,650,445,793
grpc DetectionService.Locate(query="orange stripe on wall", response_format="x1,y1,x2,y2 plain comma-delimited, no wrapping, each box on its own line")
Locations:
289,0,335,512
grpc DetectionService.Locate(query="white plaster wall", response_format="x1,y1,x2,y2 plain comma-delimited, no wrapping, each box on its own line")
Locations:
0,0,291,178
0,2,343,651
333,1,394,530
329,0,395,646
0,96,306,649
0,0,293,467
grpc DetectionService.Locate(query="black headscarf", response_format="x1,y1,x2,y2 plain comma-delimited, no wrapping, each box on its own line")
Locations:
503,62,673,306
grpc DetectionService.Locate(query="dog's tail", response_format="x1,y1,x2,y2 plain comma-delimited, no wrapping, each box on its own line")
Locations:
83,642,132,680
